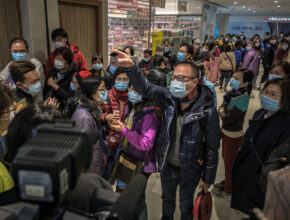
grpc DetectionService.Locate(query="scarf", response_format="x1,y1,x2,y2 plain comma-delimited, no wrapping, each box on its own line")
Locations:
111,87,128,121
79,95,102,121
223,87,248,107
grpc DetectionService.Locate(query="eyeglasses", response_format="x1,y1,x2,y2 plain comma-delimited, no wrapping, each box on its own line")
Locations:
170,75,197,82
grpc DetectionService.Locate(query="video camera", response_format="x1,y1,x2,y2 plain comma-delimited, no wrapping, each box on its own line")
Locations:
0,121,148,220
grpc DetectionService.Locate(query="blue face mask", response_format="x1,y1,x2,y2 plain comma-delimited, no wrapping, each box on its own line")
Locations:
93,63,103,70
98,90,108,103
230,78,240,90
156,52,163,56
268,74,282,81
144,57,150,63
164,47,170,53
70,82,76,91
115,81,129,92
170,80,187,98
282,45,288,51
23,81,41,97
109,65,117,74
246,47,252,51
260,95,279,112
12,53,28,60
128,91,142,104
177,52,185,62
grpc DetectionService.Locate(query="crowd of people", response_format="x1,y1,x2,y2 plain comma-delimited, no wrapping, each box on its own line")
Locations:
0,27,290,219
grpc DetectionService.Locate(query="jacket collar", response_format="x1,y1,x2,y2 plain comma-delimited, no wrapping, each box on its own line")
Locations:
16,88,33,104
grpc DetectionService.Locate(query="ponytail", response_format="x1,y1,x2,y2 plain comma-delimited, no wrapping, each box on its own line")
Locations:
240,68,254,95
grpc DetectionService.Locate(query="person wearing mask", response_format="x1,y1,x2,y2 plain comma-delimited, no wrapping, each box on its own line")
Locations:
0,38,44,103
201,43,211,75
72,76,107,178
192,39,202,61
208,44,220,83
214,69,254,198
114,50,220,220
207,34,215,51
138,49,153,76
219,45,236,92
267,62,290,80
90,55,104,78
110,85,160,192
43,47,77,109
147,55,167,87
154,46,171,73
177,43,194,63
224,34,233,49
273,39,289,65
10,60,42,105
261,36,277,84
240,32,247,47
242,42,259,88
278,32,285,42
100,68,129,153
263,32,270,46
46,28,88,75
231,79,290,215
124,45,138,64
233,40,244,70
163,40,177,69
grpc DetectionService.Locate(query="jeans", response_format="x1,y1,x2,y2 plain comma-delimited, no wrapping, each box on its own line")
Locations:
161,163,199,220
220,70,232,88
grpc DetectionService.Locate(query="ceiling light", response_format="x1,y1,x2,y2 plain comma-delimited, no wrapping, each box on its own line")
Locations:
277,5,280,7
274,0,278,3
242,5,246,8
233,2,238,4
253,10,256,13
248,8,251,10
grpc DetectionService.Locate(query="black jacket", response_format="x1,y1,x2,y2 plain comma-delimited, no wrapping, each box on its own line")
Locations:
43,62,77,109
15,88,34,105
147,67,167,87
231,109,290,214
260,137,290,193
263,43,276,66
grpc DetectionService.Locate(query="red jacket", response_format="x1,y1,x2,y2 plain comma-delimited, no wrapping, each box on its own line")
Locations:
46,43,88,75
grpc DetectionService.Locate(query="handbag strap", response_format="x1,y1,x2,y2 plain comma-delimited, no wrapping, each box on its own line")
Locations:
225,52,234,71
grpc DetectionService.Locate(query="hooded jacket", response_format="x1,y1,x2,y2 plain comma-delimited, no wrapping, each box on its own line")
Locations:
242,49,259,76
125,66,220,186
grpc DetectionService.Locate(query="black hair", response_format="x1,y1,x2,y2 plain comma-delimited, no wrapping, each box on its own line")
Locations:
175,60,199,78
269,35,276,40
253,39,262,51
112,67,127,81
123,46,135,56
80,75,103,99
238,68,254,95
225,44,232,52
180,43,194,56
9,37,29,50
153,55,164,67
51,28,68,41
281,39,289,45
6,105,63,161
144,49,152,56
269,62,290,79
234,40,243,50
92,54,103,63
10,60,36,83
54,47,73,64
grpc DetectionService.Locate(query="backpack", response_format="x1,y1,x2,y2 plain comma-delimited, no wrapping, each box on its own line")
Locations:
234,50,243,66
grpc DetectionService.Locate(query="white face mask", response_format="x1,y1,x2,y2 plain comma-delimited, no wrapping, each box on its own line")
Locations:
270,40,277,44
255,43,260,47
194,44,200,49
54,40,65,49
54,59,65,70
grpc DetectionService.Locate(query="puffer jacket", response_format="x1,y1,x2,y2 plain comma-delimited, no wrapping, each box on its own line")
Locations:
242,49,259,76
126,66,220,185
263,42,276,67
147,67,167,87
121,107,160,173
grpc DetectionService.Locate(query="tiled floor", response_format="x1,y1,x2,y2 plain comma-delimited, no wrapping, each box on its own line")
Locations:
145,69,263,220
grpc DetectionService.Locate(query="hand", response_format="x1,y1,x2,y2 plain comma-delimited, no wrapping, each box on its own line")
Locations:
280,157,287,162
109,120,125,132
105,113,120,124
199,181,211,193
47,77,59,90
113,50,135,68
43,97,60,109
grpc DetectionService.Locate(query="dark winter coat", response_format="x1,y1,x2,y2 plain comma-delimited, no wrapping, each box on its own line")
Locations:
126,66,220,186
263,43,276,67
147,67,167,87
231,109,290,214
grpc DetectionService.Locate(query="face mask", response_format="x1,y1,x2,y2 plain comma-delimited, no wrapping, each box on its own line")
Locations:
115,81,129,92
164,47,169,53
255,43,260,47
225,38,229,42
208,40,213,43
23,81,41,97
280,34,284,38
282,45,288,50
270,40,276,44
260,94,279,112
177,52,185,61
109,65,117,74
170,80,190,98
144,57,150,63
268,74,282,80
98,90,108,103
12,53,28,60
156,52,163,56
220,37,224,40
246,47,252,51
240,36,244,39
93,63,103,70
54,40,65,49
201,48,208,53
194,44,200,49
54,59,65,70
70,82,76,91
128,91,142,104
230,78,240,90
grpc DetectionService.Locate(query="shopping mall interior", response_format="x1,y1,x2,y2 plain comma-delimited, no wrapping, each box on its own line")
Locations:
0,0,290,219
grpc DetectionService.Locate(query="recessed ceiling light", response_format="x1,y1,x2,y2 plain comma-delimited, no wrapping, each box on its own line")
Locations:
248,8,251,10
242,5,246,8
277,5,281,7
253,10,256,13
274,0,278,3
233,2,238,4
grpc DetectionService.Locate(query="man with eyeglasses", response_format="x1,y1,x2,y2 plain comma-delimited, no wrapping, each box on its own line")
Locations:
114,50,220,220
0,37,44,104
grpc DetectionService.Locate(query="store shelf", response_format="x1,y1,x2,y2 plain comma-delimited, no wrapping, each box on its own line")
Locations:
162,36,192,39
